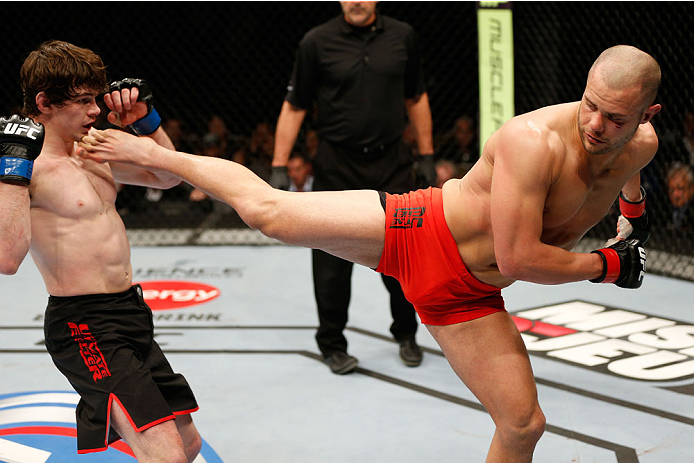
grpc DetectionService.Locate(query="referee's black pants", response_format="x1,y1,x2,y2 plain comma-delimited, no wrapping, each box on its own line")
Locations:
313,250,418,356
311,138,419,357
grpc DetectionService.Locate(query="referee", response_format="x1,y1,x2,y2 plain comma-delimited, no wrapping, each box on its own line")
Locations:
271,1,436,374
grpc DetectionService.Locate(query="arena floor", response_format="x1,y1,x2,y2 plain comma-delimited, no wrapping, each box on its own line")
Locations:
1,244,694,462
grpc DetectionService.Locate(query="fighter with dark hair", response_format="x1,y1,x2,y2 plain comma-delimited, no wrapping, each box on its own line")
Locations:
1,40,202,462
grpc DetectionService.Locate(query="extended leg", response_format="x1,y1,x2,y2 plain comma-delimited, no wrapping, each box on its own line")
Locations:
80,132,388,268
156,153,387,268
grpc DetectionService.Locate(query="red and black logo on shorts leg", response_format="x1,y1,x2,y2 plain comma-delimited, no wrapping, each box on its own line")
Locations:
68,322,111,382
390,207,426,229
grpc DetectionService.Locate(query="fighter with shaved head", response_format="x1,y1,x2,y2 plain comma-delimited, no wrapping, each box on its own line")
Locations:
77,45,660,462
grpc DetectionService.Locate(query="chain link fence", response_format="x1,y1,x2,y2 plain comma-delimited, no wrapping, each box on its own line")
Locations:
1,2,692,280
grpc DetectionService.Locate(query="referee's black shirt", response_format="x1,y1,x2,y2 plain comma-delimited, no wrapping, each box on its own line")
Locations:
285,13,425,152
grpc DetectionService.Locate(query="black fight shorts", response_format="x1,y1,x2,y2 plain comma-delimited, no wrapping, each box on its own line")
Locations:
44,285,198,454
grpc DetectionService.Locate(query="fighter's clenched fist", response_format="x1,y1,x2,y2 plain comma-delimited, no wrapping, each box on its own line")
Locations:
105,78,161,135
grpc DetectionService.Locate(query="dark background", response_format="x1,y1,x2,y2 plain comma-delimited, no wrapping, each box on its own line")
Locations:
1,2,692,278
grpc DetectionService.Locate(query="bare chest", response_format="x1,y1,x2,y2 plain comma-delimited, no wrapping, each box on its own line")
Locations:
31,157,118,218
541,173,625,248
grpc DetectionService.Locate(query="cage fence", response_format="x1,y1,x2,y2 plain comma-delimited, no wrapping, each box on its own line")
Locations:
1,1,691,281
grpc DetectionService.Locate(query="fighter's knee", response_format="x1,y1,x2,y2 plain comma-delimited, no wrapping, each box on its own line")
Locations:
502,404,546,447
249,195,294,241
525,406,546,443
185,431,202,462
240,194,281,235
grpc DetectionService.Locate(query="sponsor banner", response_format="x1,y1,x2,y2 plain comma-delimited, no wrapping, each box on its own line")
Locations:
137,281,221,311
0,391,223,462
514,300,694,395
31,278,225,324
477,2,514,154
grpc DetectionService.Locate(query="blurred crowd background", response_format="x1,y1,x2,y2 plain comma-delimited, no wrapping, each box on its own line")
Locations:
1,2,692,279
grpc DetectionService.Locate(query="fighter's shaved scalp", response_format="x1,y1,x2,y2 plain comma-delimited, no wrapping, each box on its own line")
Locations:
588,45,662,107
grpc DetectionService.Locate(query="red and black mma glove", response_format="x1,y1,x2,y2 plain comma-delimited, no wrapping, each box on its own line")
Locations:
110,78,161,135
590,239,646,289
0,115,45,185
619,186,650,244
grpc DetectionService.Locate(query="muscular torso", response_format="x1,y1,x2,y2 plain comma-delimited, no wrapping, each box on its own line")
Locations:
441,102,654,288
29,149,132,296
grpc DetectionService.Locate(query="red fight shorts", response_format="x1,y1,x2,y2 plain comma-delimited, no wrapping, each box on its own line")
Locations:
376,187,506,325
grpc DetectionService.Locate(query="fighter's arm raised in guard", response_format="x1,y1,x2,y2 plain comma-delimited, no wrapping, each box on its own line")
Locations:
99,78,181,189
0,116,44,274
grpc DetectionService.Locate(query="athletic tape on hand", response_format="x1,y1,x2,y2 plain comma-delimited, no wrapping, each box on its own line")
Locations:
604,215,633,247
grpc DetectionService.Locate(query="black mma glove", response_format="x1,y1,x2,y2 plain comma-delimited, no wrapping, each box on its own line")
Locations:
416,154,437,187
590,239,646,289
110,78,161,135
617,186,650,244
270,166,290,190
0,115,45,185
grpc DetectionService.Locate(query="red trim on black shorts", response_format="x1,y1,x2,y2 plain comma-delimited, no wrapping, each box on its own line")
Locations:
111,393,176,433
174,406,200,416
77,394,178,454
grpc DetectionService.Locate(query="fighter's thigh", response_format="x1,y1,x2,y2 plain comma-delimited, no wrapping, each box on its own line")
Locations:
427,311,538,418
277,189,386,268
110,400,185,460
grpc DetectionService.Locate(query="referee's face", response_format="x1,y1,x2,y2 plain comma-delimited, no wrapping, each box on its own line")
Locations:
340,1,377,27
